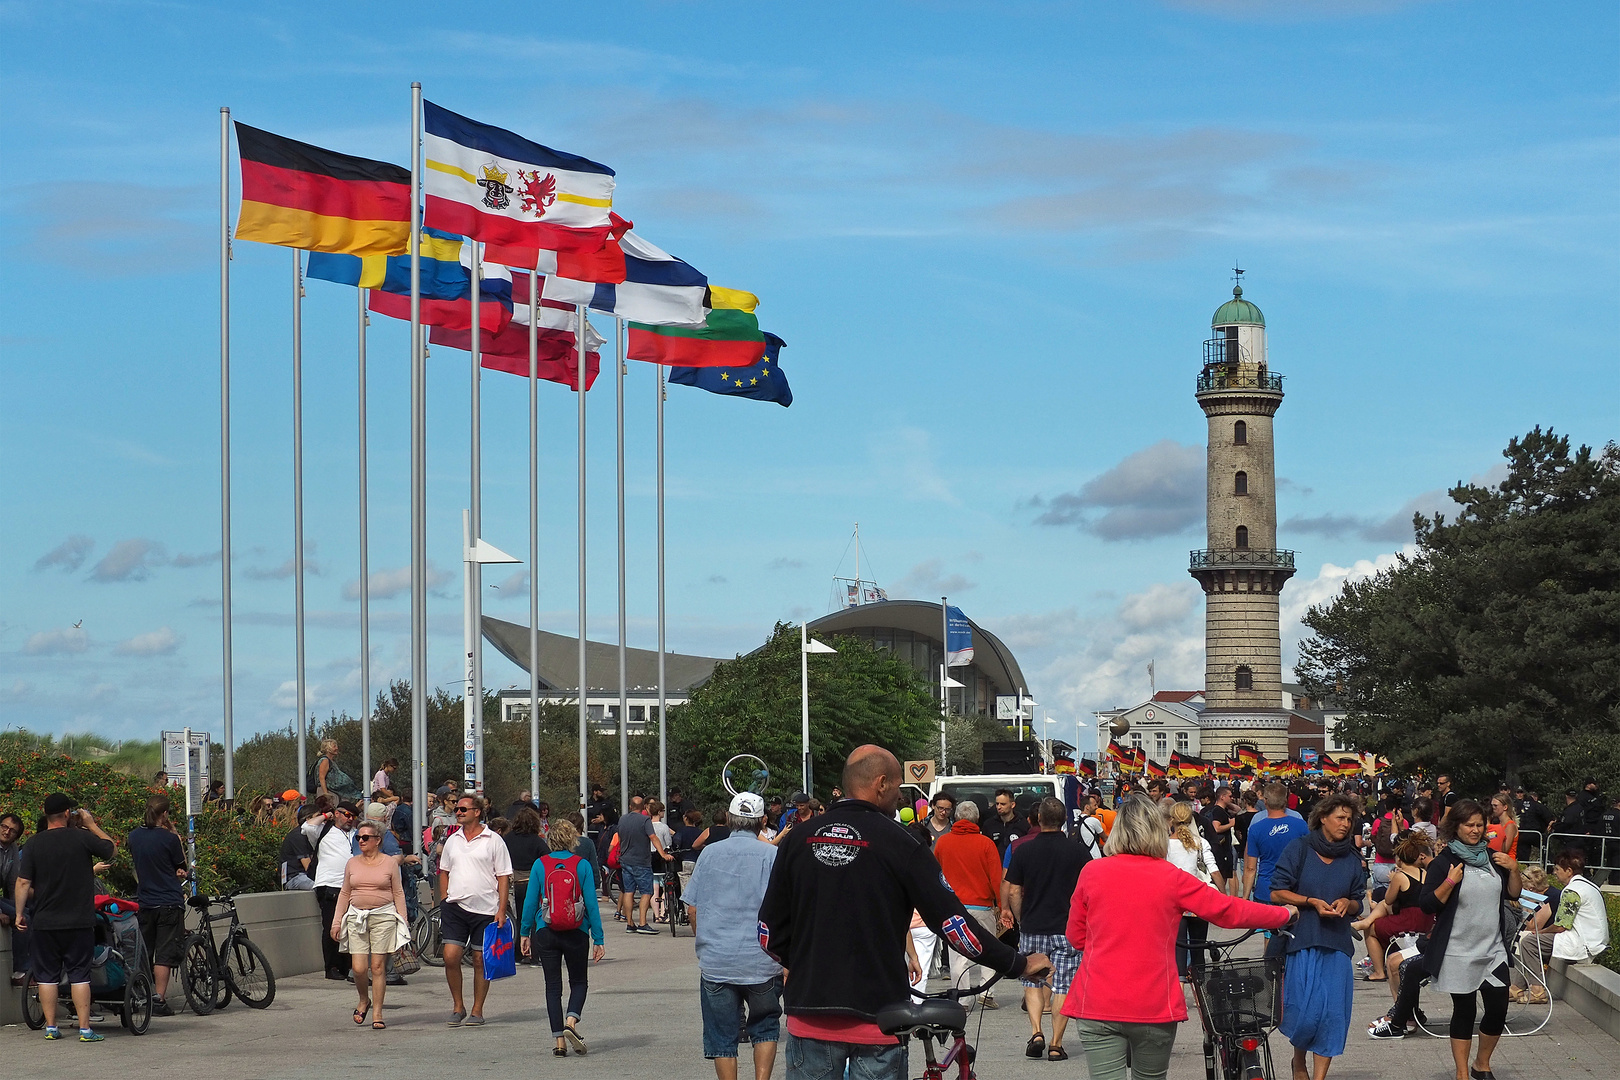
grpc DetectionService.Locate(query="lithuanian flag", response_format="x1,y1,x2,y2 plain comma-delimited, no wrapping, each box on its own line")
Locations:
235,122,410,256
627,287,766,368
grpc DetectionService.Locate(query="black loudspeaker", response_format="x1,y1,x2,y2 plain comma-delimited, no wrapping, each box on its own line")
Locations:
981,740,1039,774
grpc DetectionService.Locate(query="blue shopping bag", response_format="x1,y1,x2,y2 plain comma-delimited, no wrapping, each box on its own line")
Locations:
481,917,517,981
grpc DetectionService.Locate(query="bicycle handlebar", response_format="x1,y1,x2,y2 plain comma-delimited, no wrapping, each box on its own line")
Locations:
1179,911,1298,951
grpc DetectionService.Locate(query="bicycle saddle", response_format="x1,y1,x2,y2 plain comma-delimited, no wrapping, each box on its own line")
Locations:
186,895,213,909
875,998,968,1035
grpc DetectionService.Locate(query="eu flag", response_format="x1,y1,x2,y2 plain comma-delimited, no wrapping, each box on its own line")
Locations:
668,333,790,407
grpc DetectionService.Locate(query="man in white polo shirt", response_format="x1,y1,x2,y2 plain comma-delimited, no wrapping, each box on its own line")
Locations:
438,794,513,1027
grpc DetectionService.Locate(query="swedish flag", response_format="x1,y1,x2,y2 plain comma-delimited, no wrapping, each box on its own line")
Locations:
667,333,791,407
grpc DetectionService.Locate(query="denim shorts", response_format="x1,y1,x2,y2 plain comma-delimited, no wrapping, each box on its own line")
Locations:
622,864,655,898
700,976,782,1058
785,1032,906,1080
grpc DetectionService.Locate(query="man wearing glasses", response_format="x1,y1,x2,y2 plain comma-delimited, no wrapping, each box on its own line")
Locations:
312,801,361,981
438,796,513,1027
0,813,29,986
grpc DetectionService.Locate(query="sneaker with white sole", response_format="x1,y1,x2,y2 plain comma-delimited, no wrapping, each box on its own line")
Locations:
1367,1017,1406,1040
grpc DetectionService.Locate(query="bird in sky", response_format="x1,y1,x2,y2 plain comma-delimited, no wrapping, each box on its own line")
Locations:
73,620,83,628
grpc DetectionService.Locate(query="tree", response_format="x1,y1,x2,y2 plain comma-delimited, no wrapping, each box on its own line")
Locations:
1296,429,1620,791
669,622,941,806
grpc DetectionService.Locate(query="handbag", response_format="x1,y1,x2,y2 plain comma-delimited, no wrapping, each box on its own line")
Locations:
389,939,423,977
481,917,517,981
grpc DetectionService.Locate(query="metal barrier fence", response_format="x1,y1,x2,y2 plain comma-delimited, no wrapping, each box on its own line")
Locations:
1543,831,1620,879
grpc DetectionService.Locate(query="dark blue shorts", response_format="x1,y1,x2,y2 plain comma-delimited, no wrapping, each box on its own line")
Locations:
31,926,95,985
440,900,495,950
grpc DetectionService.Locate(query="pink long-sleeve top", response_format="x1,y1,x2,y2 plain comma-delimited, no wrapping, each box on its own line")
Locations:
1061,853,1290,1024
334,853,407,920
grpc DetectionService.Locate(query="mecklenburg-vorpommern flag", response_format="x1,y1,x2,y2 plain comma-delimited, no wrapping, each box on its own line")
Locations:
306,226,466,298
424,101,615,253
627,287,766,368
668,333,790,406
235,123,410,255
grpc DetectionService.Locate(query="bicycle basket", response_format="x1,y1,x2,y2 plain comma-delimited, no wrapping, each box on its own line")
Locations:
1194,957,1283,1034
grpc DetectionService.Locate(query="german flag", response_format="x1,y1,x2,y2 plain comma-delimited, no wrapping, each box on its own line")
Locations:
235,123,411,256
1144,757,1167,779
1107,742,1128,766
1078,758,1097,778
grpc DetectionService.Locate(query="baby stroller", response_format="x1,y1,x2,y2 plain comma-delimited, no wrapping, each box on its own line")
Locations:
22,896,154,1036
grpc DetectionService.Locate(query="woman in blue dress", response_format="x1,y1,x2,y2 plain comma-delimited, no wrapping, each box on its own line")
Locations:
1269,793,1366,1080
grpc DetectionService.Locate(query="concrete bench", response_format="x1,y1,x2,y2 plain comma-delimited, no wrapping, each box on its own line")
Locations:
1548,958,1620,1042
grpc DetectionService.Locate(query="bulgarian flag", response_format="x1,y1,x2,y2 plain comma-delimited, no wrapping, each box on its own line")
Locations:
627,287,766,368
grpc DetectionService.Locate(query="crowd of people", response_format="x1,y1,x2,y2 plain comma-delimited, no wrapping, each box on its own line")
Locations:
1,743,1614,1080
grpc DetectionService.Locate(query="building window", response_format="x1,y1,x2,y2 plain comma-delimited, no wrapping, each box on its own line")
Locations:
1176,731,1189,752
1235,665,1253,691
1234,471,1248,495
1234,420,1247,445
1130,733,1142,750
1155,732,1168,756
1235,525,1249,549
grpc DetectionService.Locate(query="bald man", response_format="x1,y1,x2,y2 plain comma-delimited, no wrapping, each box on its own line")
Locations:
760,745,1049,1080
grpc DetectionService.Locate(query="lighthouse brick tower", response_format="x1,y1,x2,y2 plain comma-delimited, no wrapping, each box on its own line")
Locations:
1188,280,1296,761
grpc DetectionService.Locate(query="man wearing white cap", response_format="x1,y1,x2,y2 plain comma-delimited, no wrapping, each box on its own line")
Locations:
685,792,783,1080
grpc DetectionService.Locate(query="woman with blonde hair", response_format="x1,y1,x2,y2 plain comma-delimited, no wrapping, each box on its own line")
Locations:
1163,801,1224,975
1485,795,1518,860
1062,794,1295,1080
520,819,605,1055
332,819,409,1029
314,738,362,802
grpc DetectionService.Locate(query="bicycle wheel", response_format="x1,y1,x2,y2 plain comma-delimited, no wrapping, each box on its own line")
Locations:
415,907,444,967
665,875,682,936
221,934,276,1009
124,968,153,1035
179,932,218,1016
21,981,45,1030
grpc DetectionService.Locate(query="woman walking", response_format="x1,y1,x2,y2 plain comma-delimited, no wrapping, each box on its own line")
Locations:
1269,794,1366,1080
333,820,409,1029
520,820,605,1055
1420,798,1521,1080
1163,801,1223,975
1063,794,1295,1080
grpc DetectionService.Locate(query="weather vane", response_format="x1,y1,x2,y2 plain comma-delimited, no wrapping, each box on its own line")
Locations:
1232,264,1245,286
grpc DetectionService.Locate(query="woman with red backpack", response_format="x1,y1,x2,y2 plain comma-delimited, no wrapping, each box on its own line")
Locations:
519,819,605,1055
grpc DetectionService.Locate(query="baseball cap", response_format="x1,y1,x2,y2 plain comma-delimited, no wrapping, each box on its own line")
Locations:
729,792,766,818
42,792,76,816
789,791,811,806
282,788,302,802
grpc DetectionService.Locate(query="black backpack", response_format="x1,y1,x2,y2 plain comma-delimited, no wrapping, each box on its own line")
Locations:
303,820,335,883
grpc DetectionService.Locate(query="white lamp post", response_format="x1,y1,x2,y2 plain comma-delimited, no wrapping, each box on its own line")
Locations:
1043,717,1056,770
801,622,837,795
939,671,966,771
463,509,520,795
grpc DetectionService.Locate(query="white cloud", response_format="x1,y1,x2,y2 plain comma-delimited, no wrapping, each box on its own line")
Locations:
1,680,34,703
90,538,165,582
342,565,453,601
894,558,976,598
35,535,93,572
114,627,181,656
1031,441,1204,540
24,627,89,655
1118,582,1201,632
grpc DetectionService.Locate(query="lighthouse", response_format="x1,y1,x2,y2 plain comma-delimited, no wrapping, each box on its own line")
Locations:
1189,279,1297,760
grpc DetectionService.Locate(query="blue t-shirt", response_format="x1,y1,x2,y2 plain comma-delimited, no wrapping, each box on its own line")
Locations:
128,825,187,907
683,834,782,985
1245,812,1309,902
1268,835,1367,956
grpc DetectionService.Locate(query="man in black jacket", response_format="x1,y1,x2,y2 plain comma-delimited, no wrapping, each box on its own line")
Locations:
759,746,1049,1080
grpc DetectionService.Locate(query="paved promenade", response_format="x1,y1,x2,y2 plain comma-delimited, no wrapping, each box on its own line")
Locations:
4,927,1613,1079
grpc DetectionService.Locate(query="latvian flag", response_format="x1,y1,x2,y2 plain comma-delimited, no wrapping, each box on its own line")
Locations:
424,101,615,253
235,123,411,256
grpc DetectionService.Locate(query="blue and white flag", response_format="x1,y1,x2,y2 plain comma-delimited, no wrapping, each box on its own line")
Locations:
946,605,974,667
542,230,707,326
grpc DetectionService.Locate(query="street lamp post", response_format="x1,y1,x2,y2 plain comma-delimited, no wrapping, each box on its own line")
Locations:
462,510,521,795
801,622,837,796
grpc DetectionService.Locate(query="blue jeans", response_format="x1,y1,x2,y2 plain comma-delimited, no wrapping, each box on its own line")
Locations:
622,864,654,898
700,976,782,1058
785,1032,905,1080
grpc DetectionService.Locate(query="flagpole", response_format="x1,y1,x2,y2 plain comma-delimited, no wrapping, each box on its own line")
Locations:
469,241,484,795
940,596,949,769
358,287,372,794
219,106,235,800
409,82,426,849
528,270,540,803
656,357,667,806
576,303,589,816
615,316,628,815
293,248,308,793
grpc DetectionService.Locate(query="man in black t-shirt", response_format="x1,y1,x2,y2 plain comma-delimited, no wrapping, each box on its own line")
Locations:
128,794,188,1015
280,806,317,890
1435,774,1461,823
14,793,117,1041
1201,786,1237,894
1005,797,1089,1061
981,788,1023,856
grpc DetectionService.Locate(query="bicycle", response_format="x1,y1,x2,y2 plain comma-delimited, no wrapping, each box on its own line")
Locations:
657,849,693,936
1181,925,1291,1080
875,972,1003,1080
179,892,276,1014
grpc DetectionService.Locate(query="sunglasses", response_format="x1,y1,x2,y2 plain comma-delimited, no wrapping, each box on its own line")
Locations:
358,833,381,842
454,806,477,815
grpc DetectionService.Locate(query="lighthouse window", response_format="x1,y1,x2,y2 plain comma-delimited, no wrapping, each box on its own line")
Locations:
1233,421,1247,445
1235,526,1249,549
1235,665,1254,691
1234,471,1248,495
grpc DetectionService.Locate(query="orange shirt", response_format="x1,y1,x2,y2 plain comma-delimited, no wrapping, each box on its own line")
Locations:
933,821,1003,908
1096,808,1117,839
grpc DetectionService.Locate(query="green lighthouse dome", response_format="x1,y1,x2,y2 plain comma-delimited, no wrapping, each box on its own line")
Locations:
1212,284,1264,328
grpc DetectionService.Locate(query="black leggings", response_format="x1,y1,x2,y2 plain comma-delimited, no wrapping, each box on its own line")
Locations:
533,926,590,1038
1450,984,1510,1040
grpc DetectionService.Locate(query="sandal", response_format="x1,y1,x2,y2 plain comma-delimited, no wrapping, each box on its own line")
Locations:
354,1002,370,1025
1025,1033,1046,1058
1048,1046,1068,1061
372,1019,386,1030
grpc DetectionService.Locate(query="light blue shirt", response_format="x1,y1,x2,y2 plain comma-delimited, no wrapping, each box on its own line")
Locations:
684,833,782,985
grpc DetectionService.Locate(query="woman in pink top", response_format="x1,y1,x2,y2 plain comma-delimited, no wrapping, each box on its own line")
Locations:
1062,794,1295,1080
333,821,408,1029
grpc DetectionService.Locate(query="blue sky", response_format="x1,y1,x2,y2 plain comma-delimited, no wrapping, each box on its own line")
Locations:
2,0,1616,750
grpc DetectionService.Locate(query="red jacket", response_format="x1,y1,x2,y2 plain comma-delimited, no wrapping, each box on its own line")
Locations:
1061,854,1290,1024
933,820,1002,908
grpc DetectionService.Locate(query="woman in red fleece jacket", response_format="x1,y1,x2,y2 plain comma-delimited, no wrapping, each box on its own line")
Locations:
1062,794,1295,1080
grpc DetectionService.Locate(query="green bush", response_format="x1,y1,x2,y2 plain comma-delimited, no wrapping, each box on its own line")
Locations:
1601,891,1620,975
0,751,285,896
